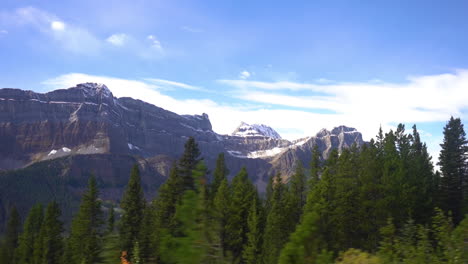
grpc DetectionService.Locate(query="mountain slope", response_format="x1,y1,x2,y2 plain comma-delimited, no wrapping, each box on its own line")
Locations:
0,83,364,227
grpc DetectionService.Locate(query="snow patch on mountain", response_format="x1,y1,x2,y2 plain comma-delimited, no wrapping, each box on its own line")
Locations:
232,122,282,139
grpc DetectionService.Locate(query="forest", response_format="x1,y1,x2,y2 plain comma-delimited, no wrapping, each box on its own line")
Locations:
0,117,467,264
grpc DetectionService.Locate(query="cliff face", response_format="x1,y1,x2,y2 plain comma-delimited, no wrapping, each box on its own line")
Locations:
0,83,364,184
0,82,365,229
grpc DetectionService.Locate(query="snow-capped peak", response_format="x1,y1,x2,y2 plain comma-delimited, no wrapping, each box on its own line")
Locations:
232,122,282,139
76,83,113,98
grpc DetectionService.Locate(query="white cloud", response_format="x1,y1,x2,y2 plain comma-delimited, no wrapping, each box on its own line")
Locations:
181,26,203,33
147,34,163,51
106,33,128,46
50,21,65,31
239,71,251,80
145,78,208,92
0,29,8,34
42,71,468,165
2,7,100,54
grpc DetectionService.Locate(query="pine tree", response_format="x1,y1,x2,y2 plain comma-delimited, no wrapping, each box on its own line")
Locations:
262,173,291,264
225,167,255,263
289,160,307,227
242,196,263,264
309,145,321,189
38,201,64,264
107,205,115,234
438,116,468,224
17,204,44,264
178,137,202,191
211,153,229,197
160,161,226,264
0,206,21,264
120,165,146,255
213,178,231,257
69,175,103,264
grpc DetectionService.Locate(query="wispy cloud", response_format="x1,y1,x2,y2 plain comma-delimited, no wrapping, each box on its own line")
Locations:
1,6,101,54
145,78,208,92
42,71,468,165
219,70,468,140
0,29,7,34
106,33,128,46
147,35,163,52
239,70,251,80
181,26,203,33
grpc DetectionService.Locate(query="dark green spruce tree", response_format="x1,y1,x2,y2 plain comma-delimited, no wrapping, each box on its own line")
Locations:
37,201,64,264
178,137,202,191
213,178,231,258
242,194,263,264
0,206,20,264
211,153,229,197
262,173,292,264
16,204,44,264
225,167,256,263
69,175,103,264
288,160,307,227
120,165,146,256
438,116,468,224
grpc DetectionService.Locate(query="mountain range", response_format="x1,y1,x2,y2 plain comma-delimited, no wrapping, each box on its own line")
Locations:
0,83,363,227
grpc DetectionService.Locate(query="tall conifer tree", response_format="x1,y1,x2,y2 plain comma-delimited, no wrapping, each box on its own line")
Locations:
120,165,146,255
17,204,43,264
438,117,468,224
0,206,20,264
69,175,103,264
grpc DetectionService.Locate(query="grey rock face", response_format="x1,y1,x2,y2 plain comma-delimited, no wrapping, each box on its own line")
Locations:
0,83,364,187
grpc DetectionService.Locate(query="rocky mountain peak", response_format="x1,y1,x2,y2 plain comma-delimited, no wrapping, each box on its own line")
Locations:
75,83,113,98
181,113,213,131
316,128,331,137
232,122,282,139
331,125,358,135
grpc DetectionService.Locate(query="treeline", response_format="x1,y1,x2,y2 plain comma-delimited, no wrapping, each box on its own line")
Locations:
1,117,468,264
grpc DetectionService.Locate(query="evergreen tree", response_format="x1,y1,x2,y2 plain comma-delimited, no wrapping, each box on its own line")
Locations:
309,145,321,189
438,116,468,224
107,205,115,234
289,160,307,227
69,175,103,264
0,206,20,264
160,161,226,264
225,167,255,263
242,196,263,264
213,178,231,257
178,137,202,191
17,204,43,264
38,201,63,264
120,165,146,255
211,153,229,197
262,173,291,264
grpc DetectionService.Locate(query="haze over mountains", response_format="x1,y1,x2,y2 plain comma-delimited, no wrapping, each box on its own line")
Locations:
0,83,363,225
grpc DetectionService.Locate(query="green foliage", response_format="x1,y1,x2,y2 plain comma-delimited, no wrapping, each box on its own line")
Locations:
225,167,256,263
438,116,468,224
0,206,20,264
213,178,231,257
263,173,293,264
212,153,229,197
336,249,382,264
16,204,43,264
37,201,64,264
107,204,115,234
178,136,202,191
289,161,307,226
243,196,263,264
68,175,103,264
120,165,146,254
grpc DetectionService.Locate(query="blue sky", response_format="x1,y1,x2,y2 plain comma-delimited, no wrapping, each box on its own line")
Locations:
1,0,468,163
